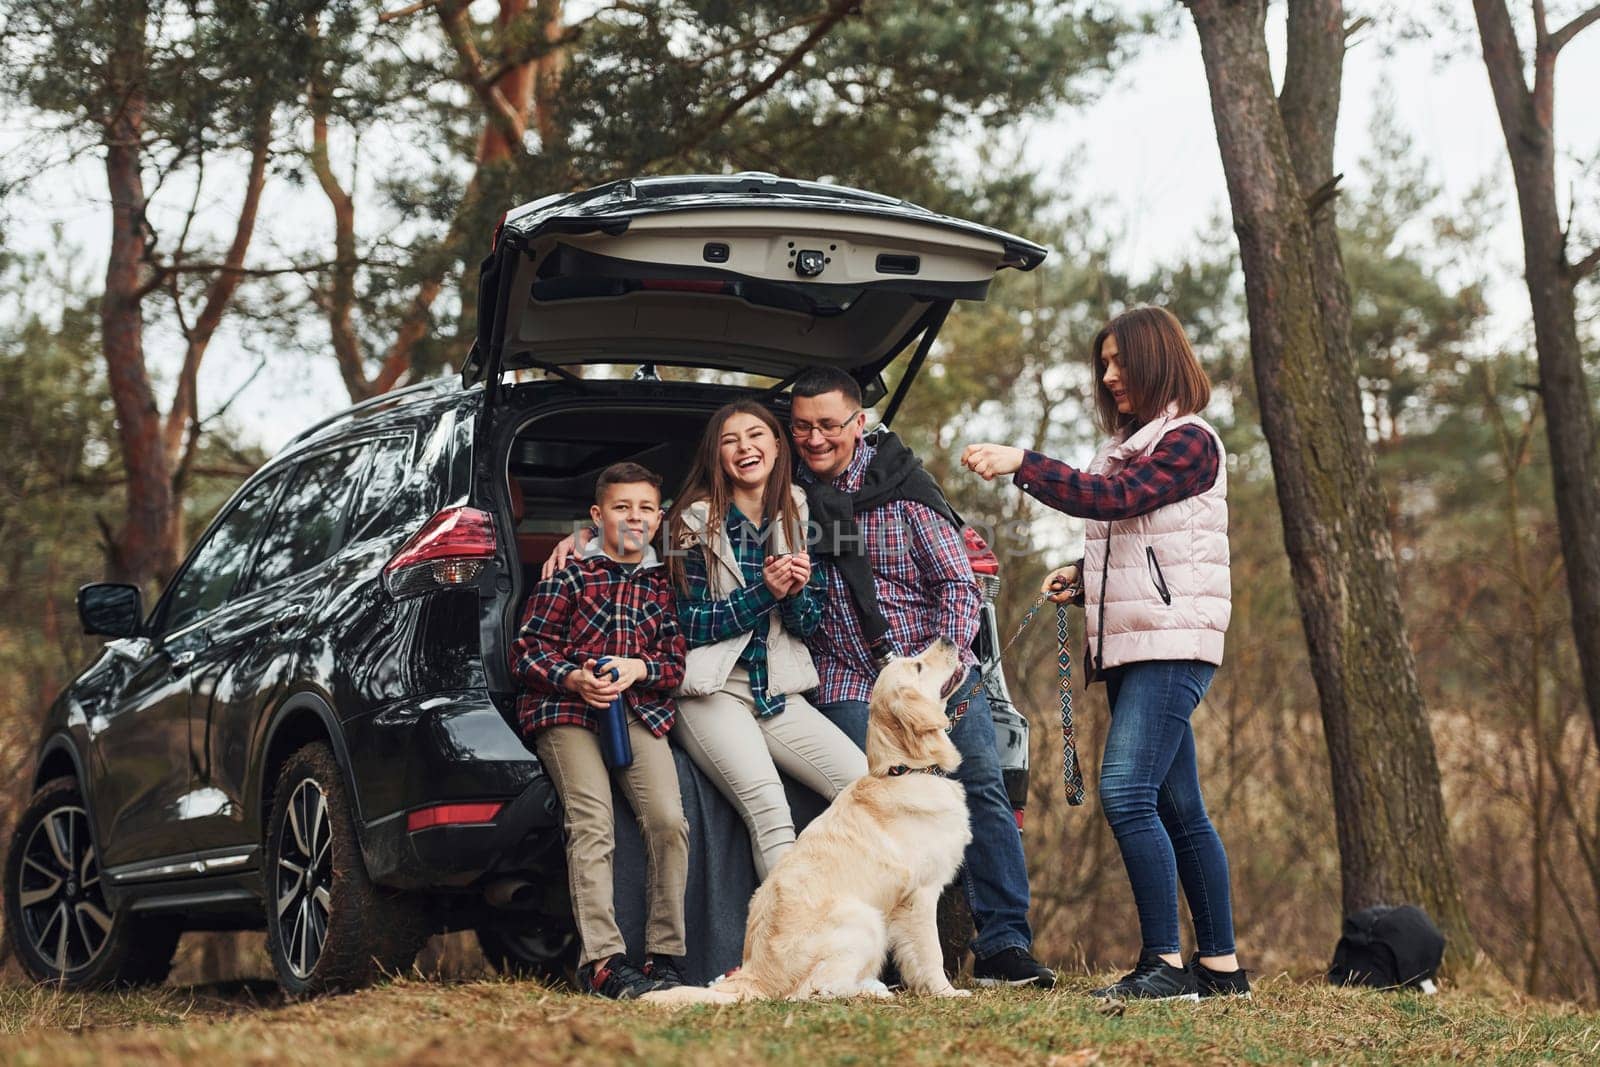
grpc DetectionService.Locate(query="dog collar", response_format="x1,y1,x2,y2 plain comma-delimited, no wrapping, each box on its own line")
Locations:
886,764,948,778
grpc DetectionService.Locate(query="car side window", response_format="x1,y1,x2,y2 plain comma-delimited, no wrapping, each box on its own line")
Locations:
160,471,287,635
347,435,424,542
245,446,366,592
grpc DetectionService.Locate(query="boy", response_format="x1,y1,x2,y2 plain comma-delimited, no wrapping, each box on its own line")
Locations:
510,461,689,999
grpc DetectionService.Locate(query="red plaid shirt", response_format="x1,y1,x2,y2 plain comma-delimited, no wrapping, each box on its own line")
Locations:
1013,425,1219,521
802,438,981,706
509,552,686,738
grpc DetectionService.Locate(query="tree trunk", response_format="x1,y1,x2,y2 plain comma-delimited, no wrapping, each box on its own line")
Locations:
101,2,177,589
1183,0,1477,968
1472,0,1600,753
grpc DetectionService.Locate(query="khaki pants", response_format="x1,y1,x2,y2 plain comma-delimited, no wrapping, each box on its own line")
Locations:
533,720,688,966
673,668,867,879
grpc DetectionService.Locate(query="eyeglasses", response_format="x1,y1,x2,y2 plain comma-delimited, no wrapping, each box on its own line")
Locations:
789,409,861,439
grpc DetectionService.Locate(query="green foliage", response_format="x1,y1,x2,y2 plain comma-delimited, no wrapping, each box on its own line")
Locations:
0,0,335,154
304,1,1133,375
0,242,263,732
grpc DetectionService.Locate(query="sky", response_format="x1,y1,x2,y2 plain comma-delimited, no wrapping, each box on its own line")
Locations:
3,2,1598,457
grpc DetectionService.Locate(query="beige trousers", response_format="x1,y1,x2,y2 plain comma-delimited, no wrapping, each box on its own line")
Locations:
673,667,867,879
533,720,688,966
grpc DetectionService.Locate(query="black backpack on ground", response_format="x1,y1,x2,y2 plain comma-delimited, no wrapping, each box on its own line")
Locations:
1327,904,1445,993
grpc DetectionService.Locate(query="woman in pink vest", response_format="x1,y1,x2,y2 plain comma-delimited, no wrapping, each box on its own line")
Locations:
961,305,1247,1001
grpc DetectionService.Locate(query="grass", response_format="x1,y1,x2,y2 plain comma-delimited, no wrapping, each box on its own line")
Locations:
3,973,1599,1066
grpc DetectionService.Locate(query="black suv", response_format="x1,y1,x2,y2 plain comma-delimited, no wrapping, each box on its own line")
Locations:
4,174,1046,994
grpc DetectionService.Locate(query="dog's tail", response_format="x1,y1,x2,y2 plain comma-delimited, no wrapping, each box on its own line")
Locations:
639,971,763,1007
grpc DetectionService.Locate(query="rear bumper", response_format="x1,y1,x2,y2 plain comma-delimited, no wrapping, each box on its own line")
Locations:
344,691,565,888
362,775,565,890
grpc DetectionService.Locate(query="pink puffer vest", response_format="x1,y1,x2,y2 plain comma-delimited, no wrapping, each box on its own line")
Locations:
1081,405,1230,670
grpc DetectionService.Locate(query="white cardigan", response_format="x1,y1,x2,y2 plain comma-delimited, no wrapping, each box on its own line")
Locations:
673,485,821,699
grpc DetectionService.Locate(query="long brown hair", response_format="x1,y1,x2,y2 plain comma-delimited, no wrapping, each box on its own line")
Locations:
666,400,803,593
1091,305,1212,435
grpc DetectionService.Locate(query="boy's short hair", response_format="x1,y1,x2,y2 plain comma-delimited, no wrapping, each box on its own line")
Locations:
594,461,663,504
791,366,863,407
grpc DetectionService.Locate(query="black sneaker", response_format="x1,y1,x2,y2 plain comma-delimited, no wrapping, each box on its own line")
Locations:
642,954,686,990
1190,954,1251,998
578,954,659,999
972,947,1057,989
1090,954,1199,1001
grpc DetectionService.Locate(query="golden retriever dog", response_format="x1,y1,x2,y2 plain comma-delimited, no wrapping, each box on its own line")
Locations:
644,638,972,1005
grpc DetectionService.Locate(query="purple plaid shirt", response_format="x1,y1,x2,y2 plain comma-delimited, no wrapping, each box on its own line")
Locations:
801,438,980,705
1013,425,1219,521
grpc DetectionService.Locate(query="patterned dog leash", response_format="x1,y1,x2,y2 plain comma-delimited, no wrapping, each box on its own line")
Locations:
1000,583,1086,806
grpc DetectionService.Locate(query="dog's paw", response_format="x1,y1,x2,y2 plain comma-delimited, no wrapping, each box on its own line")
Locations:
937,987,972,998
856,979,894,999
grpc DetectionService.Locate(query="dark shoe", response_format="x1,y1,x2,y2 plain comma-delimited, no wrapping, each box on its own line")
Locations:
1191,954,1251,998
973,947,1057,989
578,954,659,999
642,953,686,990
1090,954,1199,1001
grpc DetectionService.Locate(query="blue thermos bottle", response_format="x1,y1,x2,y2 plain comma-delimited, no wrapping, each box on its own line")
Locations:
594,657,633,769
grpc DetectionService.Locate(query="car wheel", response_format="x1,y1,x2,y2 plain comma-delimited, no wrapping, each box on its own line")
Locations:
476,915,579,984
264,743,427,996
2,778,181,989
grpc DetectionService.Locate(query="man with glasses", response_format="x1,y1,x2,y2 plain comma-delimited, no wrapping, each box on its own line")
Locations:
789,366,1055,989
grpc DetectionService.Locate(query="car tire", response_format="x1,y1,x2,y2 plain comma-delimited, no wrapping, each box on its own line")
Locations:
263,743,427,996
476,915,579,984
2,778,182,989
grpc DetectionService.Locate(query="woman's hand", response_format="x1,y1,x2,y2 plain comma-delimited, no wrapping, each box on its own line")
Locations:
784,552,812,594
961,443,1025,481
762,555,797,598
1042,564,1080,604
540,530,590,580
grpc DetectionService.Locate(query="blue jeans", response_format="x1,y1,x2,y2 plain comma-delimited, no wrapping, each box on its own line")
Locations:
817,668,1033,959
1101,659,1235,957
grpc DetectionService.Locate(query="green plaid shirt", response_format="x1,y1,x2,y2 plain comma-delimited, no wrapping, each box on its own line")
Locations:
676,506,825,718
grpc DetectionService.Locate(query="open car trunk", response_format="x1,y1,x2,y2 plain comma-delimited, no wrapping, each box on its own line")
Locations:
500,395,715,590
464,173,1047,407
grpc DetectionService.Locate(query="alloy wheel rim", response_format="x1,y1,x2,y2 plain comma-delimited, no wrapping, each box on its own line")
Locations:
16,805,112,975
275,779,333,979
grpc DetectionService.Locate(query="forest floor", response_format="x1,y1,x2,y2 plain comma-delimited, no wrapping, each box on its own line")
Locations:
3,970,1598,1065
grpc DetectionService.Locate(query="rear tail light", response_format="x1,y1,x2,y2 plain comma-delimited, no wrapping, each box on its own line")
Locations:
383,506,497,598
406,802,505,833
964,527,1000,601
1014,809,1025,830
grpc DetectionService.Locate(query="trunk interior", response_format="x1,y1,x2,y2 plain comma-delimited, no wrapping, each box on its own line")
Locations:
496,389,760,648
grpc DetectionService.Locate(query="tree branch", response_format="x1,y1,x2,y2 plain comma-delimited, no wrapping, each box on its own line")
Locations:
679,9,833,70
1573,245,1600,282
1550,4,1600,54
307,14,371,400
163,109,273,471
1474,0,1537,145
379,0,445,23
481,11,587,86
632,0,862,174
436,0,527,157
